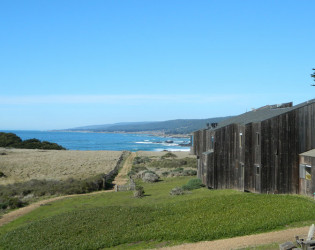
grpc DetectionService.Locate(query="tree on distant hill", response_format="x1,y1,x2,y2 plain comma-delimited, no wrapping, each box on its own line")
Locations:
311,68,315,86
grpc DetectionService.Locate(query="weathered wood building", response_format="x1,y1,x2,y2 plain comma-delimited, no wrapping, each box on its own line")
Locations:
192,99,315,195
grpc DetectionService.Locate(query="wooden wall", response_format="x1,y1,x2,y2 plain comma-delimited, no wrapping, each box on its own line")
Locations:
192,101,315,195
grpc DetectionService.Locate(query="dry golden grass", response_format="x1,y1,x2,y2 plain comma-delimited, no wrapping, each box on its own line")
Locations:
0,148,123,185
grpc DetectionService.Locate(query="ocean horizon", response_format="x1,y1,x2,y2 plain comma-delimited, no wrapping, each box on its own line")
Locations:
1,130,191,152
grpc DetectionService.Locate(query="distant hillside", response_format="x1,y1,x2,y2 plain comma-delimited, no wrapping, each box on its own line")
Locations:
66,117,232,135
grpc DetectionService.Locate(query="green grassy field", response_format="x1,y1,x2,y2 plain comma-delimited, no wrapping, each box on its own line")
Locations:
1,176,315,249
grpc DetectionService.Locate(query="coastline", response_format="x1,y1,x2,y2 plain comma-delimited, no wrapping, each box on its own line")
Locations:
4,130,191,151
49,130,191,138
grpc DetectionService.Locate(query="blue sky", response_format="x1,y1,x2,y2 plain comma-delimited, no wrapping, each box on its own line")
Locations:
1,0,314,130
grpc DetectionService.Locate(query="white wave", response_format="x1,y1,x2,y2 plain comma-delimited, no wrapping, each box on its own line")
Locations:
168,148,190,152
135,141,153,144
161,143,179,147
154,148,190,152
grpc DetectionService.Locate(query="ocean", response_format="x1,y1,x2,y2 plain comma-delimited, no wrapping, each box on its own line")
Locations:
1,130,191,152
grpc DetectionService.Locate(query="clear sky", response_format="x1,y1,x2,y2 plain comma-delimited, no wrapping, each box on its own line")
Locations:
1,0,314,130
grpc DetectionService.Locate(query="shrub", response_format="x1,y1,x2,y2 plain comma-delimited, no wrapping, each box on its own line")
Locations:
143,170,156,175
173,167,184,172
147,157,197,169
0,171,6,178
0,174,111,212
182,178,204,191
182,169,197,176
0,132,22,147
170,187,184,195
0,202,7,209
161,152,177,159
0,196,26,209
142,172,159,183
127,170,136,177
20,139,65,150
0,132,65,150
133,156,151,165
133,185,145,198
7,197,25,209
162,171,169,177
179,159,187,165
132,165,148,173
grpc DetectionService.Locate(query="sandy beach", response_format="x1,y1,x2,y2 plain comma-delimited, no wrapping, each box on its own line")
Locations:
0,148,123,185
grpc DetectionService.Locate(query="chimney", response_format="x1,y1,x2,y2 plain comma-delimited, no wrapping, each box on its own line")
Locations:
211,123,218,129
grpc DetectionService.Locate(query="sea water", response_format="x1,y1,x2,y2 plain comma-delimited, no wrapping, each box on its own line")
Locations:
1,130,191,152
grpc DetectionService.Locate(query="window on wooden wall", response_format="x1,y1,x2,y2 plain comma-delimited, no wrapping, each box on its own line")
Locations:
239,133,243,148
211,136,214,149
300,164,312,180
256,132,260,146
256,165,260,175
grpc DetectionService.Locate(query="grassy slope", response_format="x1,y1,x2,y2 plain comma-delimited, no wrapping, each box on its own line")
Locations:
1,177,315,249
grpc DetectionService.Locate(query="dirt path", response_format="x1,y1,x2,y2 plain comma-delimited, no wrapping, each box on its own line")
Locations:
112,152,136,186
162,226,309,250
0,152,135,227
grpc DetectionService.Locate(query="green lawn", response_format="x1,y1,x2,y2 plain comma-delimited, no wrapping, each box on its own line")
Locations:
1,176,315,249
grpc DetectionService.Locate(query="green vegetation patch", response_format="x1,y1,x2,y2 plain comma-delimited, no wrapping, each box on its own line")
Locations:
161,152,177,159
0,174,111,213
182,178,205,190
0,132,65,150
148,157,196,169
1,177,315,249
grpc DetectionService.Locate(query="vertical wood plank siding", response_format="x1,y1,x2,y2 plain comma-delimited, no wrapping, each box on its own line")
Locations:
192,102,315,194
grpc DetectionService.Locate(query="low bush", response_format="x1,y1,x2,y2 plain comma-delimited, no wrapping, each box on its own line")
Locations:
133,185,145,198
132,165,148,173
142,172,159,183
162,171,169,177
143,170,156,175
161,152,177,159
182,169,197,176
148,157,196,169
0,171,6,178
179,159,187,165
173,167,184,172
0,174,112,212
170,187,184,195
127,170,136,177
0,132,22,147
133,156,151,165
182,178,204,191
0,196,26,210
0,132,65,150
